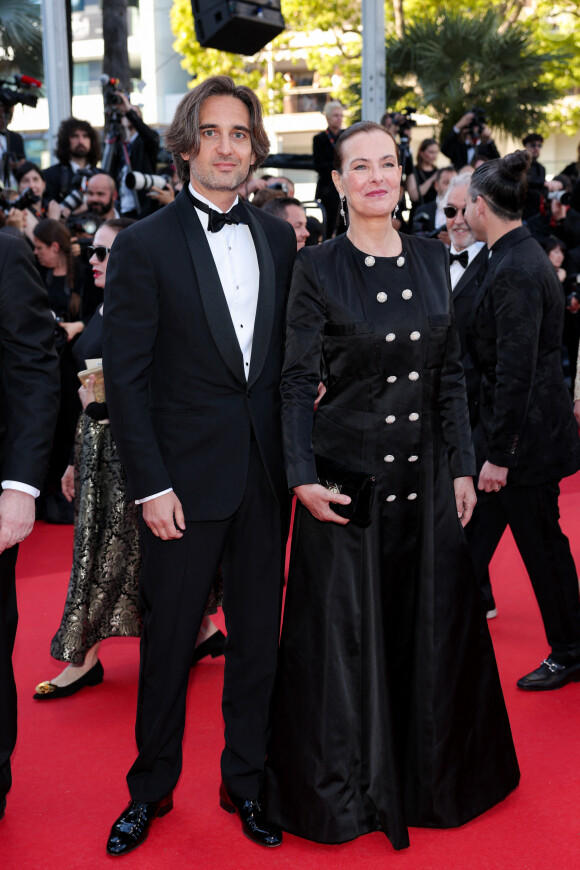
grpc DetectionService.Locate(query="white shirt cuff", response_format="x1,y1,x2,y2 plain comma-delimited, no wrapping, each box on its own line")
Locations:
135,488,173,505
2,480,40,498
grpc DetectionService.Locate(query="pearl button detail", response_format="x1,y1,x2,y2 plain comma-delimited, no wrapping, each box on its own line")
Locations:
386,494,396,502
410,331,421,341
408,455,418,462
365,255,375,267
407,493,418,500
377,291,387,303
384,455,394,462
385,333,396,342
396,256,405,267
387,375,397,383
408,371,419,381
402,289,412,300
385,415,396,424
409,412,419,421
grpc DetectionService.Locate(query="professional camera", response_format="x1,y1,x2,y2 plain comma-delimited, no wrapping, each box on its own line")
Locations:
125,172,170,192
66,212,102,238
547,190,570,206
101,75,123,113
466,107,487,138
389,107,417,146
59,167,98,211
0,186,39,212
0,74,42,111
268,182,289,193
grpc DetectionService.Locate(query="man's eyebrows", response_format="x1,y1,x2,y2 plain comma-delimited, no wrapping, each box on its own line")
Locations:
199,123,250,132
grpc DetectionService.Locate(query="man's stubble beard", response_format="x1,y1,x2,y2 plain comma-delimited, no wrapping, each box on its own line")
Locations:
190,163,251,193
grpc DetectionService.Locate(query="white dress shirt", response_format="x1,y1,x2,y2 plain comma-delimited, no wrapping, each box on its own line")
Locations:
136,184,260,505
450,240,485,290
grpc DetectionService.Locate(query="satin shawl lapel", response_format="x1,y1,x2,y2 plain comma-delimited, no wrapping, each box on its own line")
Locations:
243,204,276,388
173,188,245,385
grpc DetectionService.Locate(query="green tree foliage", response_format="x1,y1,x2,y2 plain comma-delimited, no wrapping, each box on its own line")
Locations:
386,8,568,139
170,0,580,135
0,0,43,81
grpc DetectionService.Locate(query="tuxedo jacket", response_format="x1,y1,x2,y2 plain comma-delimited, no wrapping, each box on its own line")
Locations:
0,235,60,488
467,226,580,485
313,129,341,198
440,131,499,171
102,187,296,521
451,246,488,426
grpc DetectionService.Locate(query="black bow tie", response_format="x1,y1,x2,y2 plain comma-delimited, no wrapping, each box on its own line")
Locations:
449,251,469,268
188,190,248,232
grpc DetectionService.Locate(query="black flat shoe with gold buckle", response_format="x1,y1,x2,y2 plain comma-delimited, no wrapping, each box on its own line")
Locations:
33,660,104,699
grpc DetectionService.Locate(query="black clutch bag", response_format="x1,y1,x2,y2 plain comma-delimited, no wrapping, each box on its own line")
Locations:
315,454,376,527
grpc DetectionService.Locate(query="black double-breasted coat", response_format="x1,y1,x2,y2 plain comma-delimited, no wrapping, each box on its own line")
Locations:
265,233,519,849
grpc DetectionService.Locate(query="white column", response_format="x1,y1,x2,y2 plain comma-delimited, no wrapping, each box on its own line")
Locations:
361,0,386,122
41,0,72,150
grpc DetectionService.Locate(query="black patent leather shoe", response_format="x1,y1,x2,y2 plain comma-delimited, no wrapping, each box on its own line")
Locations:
517,657,580,691
106,794,173,856
219,782,282,847
33,660,104,699
191,629,226,666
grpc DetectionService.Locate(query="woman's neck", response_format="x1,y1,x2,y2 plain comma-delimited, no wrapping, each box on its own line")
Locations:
52,256,68,277
346,217,402,257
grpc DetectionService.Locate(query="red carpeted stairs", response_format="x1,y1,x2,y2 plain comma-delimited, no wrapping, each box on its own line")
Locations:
2,477,580,869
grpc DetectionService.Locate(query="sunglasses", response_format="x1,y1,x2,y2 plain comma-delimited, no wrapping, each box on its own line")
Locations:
443,205,468,219
87,245,112,262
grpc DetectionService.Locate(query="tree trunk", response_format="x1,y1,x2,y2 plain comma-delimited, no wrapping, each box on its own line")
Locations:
102,0,130,91
392,0,405,39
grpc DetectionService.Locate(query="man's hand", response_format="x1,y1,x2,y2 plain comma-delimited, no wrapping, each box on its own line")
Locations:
142,491,185,540
455,112,474,131
0,490,36,554
478,461,508,493
293,483,351,524
453,476,477,527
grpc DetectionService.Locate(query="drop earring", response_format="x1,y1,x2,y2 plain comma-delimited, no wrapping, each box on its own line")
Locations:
392,203,400,218
340,195,348,227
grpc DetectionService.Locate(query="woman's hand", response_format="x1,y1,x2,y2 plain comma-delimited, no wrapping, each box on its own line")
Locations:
453,476,477,527
61,320,84,342
61,465,75,502
78,374,96,410
293,483,351,524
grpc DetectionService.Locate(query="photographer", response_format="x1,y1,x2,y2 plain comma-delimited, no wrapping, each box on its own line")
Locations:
441,110,500,171
42,118,101,206
105,92,160,218
85,171,119,221
313,101,344,238
10,161,63,244
526,177,580,251
0,103,25,188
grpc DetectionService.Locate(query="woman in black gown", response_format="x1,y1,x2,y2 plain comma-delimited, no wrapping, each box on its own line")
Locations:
264,122,519,850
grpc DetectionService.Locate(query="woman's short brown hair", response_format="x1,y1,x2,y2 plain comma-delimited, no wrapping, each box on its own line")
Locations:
164,76,270,184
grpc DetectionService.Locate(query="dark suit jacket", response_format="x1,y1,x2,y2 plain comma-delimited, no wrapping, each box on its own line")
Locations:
0,235,60,487
102,187,296,521
109,110,160,217
468,226,580,485
451,246,488,427
441,131,500,171
313,128,341,199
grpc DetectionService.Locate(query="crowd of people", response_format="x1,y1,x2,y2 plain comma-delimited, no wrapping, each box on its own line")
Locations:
0,78,579,858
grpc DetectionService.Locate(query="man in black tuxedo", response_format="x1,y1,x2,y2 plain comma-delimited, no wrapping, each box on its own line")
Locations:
463,152,580,690
103,76,296,855
313,101,344,239
42,117,100,205
441,110,500,171
443,172,488,418
0,234,59,821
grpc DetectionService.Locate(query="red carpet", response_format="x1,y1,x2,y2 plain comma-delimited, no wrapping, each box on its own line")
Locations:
2,478,580,869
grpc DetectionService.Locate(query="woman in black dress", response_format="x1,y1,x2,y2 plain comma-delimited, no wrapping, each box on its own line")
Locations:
264,122,519,851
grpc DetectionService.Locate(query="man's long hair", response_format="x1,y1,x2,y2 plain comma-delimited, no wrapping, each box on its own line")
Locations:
55,118,101,165
164,76,270,185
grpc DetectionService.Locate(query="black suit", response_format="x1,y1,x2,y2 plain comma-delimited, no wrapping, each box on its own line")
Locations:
441,130,499,171
452,246,488,424
313,128,343,239
0,235,59,810
465,226,580,661
1,130,25,186
108,110,160,217
103,187,296,801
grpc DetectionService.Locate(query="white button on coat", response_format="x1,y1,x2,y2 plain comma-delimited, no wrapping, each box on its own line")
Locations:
387,375,397,383
386,494,396,502
384,455,394,462
385,415,396,424
409,412,419,421
408,372,419,381
385,333,396,342
377,292,387,303
402,289,412,300
410,331,421,341
407,493,418,500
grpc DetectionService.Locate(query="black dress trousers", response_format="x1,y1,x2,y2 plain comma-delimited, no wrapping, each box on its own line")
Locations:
466,482,580,662
0,544,19,806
